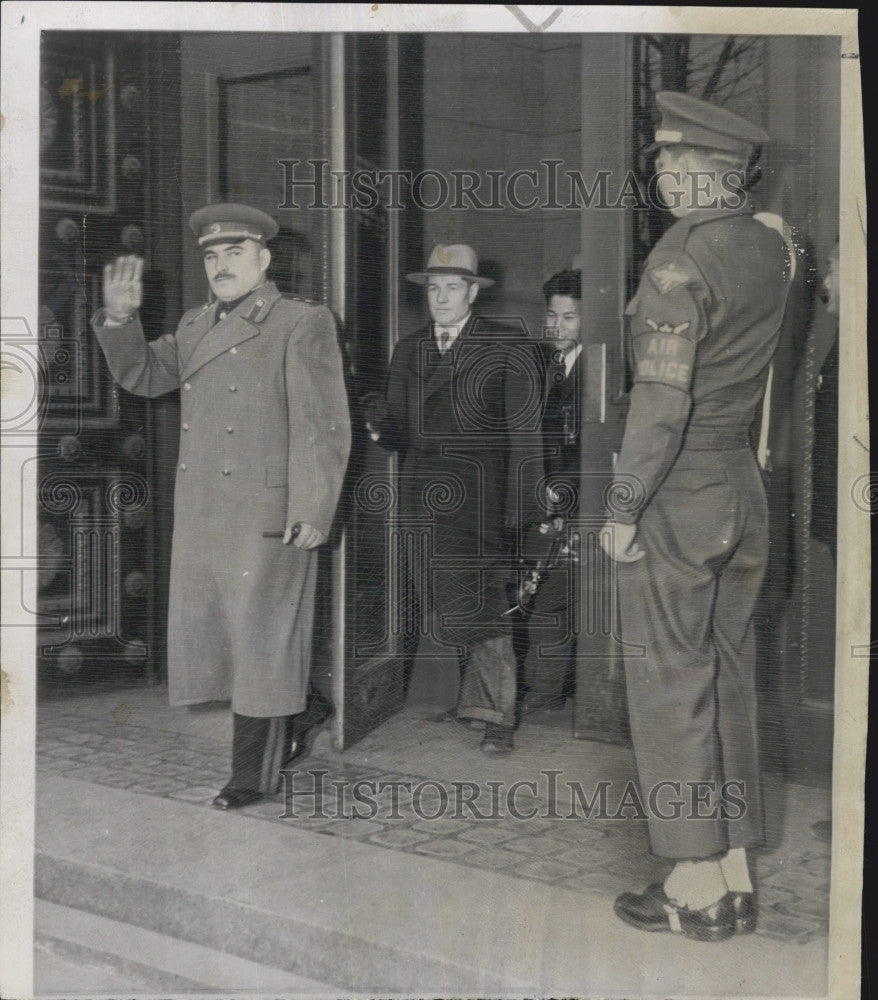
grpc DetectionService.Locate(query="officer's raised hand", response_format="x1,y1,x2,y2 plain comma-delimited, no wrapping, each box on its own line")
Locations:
600,520,645,563
103,255,144,323
285,521,326,550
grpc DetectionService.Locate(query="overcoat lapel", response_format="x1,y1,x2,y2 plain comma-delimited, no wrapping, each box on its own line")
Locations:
421,314,475,403
179,284,282,381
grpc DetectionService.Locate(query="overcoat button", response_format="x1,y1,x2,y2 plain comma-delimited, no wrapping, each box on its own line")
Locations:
182,423,190,431
183,382,191,391
222,468,231,476
226,426,234,433
229,385,237,392
230,347,238,354
180,462,187,470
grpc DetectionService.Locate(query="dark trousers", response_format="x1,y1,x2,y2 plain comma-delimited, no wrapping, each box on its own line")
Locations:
230,713,294,795
401,551,517,728
618,449,767,860
521,567,576,704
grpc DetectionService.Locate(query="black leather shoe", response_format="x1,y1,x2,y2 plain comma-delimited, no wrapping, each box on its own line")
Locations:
729,891,757,933
212,786,263,810
480,724,514,755
614,883,736,942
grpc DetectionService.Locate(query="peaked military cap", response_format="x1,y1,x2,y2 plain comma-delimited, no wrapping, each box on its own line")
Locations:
189,203,279,247
644,91,769,157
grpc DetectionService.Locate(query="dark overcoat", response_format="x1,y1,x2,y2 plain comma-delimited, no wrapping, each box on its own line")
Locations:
93,282,351,716
378,315,543,648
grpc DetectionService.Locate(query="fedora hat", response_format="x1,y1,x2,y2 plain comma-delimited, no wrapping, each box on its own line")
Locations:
406,244,494,287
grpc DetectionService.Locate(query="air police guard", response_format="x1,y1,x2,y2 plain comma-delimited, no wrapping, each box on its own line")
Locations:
92,203,351,810
602,93,792,939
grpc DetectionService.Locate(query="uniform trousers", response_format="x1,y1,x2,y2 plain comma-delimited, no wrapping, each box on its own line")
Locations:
229,713,294,795
228,685,333,793
618,447,767,859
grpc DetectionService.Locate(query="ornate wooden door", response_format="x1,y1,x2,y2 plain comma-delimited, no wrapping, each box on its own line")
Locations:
37,32,180,694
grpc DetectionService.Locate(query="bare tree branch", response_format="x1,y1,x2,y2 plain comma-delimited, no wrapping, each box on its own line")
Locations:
702,36,737,99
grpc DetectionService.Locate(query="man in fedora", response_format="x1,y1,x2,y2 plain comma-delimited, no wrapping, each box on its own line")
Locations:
365,244,542,755
601,93,793,939
92,203,351,809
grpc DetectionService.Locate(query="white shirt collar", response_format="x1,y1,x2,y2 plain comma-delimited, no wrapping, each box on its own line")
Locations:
434,313,471,346
563,342,583,377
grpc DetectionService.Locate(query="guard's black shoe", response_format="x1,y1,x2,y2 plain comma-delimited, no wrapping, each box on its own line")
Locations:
212,786,263,810
614,883,736,942
729,891,757,933
480,724,514,756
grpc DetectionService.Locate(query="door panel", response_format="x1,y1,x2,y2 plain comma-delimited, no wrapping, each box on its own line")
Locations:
572,35,633,744
335,34,405,748
37,33,179,694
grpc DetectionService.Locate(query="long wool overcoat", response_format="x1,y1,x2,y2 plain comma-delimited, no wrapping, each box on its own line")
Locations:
378,314,544,649
93,282,351,716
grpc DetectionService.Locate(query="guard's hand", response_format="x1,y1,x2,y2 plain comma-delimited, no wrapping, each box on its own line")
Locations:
287,522,326,549
600,520,645,563
103,255,144,321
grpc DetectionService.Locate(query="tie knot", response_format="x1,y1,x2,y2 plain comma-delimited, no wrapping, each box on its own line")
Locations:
436,327,455,353
552,347,569,366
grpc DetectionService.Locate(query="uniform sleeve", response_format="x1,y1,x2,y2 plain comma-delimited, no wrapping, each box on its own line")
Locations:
91,309,180,397
609,248,710,523
284,305,352,535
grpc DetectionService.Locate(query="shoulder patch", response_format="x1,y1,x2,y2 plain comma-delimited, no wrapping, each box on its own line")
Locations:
647,261,692,295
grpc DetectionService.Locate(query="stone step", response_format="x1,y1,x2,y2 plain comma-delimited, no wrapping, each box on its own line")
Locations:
34,774,528,994
35,899,336,995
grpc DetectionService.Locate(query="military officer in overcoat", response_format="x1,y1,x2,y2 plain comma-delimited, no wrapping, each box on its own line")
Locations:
601,93,792,939
92,203,351,809
365,244,543,755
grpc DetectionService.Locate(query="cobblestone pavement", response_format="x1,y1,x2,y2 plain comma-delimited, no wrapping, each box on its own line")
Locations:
36,705,830,945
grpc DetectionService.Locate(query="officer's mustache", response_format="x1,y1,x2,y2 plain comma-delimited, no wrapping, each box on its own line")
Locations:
213,272,234,281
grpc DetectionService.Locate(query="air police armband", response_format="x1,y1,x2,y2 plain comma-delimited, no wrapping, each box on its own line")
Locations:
631,325,696,393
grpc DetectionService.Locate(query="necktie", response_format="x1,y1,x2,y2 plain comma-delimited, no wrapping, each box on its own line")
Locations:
436,328,453,354
550,347,570,386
